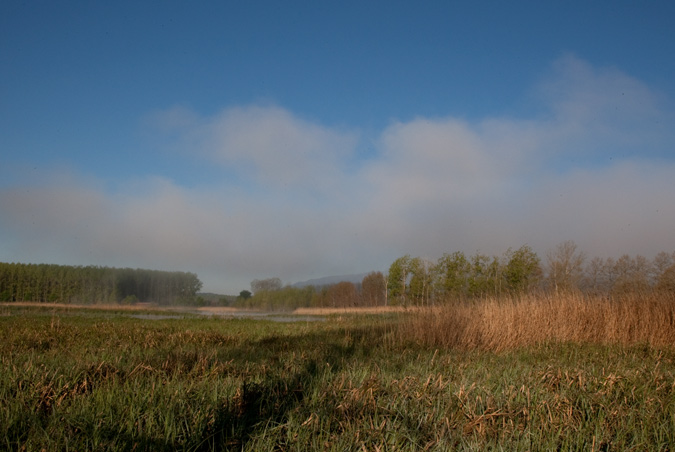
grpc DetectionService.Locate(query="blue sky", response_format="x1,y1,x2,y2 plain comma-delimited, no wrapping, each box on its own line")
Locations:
2,1,675,294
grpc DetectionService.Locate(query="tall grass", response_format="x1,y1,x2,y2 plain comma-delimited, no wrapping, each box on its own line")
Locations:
3,300,675,450
398,291,675,351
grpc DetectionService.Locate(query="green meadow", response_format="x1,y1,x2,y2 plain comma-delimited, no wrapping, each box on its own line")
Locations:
2,299,675,451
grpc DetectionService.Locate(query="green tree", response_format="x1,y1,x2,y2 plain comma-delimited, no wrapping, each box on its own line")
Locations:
467,253,503,297
387,255,412,305
0,262,203,305
409,257,435,305
436,251,470,300
503,245,542,294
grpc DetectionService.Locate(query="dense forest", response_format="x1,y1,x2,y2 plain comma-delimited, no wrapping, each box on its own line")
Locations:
238,242,675,310
0,262,202,305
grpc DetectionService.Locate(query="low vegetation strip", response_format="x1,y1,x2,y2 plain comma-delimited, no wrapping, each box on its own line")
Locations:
293,306,412,315
0,301,164,311
1,295,675,450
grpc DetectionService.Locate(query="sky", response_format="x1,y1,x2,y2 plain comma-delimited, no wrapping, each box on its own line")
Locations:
1,1,675,294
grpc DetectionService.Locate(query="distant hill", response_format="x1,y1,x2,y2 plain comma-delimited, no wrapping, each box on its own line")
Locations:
291,273,371,288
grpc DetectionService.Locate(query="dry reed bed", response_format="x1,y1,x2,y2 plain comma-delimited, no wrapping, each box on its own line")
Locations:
400,292,675,351
293,306,413,315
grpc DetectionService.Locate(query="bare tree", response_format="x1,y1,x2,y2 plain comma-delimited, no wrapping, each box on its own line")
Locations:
546,240,586,294
327,281,358,307
250,277,282,294
656,264,675,292
652,252,675,285
583,256,607,294
361,272,386,306
612,254,652,295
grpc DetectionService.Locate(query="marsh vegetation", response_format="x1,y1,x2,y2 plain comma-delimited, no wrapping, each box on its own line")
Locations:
2,293,675,451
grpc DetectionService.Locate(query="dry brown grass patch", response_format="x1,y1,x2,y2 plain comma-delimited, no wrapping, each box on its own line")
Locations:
293,306,413,316
399,292,675,351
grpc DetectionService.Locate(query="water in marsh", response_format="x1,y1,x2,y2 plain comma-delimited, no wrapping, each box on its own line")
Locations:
194,310,324,322
0,304,324,322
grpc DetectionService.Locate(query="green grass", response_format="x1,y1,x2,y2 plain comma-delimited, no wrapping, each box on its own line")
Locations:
1,306,675,451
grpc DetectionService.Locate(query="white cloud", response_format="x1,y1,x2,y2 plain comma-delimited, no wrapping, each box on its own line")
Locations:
535,54,674,158
150,104,360,196
1,56,674,293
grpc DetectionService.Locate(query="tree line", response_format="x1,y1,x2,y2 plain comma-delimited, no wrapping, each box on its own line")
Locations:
239,241,675,310
0,262,203,305
233,272,387,311
387,242,675,305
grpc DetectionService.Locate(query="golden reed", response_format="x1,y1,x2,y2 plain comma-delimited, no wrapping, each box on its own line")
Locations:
398,291,675,351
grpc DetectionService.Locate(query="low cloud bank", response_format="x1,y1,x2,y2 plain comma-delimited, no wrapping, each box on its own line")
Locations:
2,56,674,293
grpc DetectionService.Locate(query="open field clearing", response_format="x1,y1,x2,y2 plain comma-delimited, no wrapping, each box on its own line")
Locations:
2,296,675,451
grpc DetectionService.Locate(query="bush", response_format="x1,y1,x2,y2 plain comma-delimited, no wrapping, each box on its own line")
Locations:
121,295,138,305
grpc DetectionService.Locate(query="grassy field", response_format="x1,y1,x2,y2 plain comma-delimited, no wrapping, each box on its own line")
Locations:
2,296,675,451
